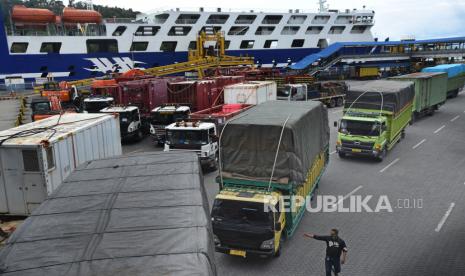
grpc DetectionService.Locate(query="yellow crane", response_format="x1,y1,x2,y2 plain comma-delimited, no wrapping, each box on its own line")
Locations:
34,31,254,93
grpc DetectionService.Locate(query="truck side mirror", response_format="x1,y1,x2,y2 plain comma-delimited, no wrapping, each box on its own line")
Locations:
333,121,338,128
275,222,282,232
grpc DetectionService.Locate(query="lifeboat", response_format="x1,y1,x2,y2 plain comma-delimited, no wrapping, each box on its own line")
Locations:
11,5,55,24
62,7,102,24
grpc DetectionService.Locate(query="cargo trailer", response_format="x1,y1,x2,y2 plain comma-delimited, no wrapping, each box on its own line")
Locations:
422,64,465,98
190,103,254,125
212,101,329,258
167,80,221,112
336,80,414,161
0,113,122,216
390,72,447,120
223,81,277,105
0,152,216,275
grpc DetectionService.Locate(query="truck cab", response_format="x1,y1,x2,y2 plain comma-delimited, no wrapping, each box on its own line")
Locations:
336,112,388,161
150,105,191,145
211,189,285,257
100,106,143,141
164,121,218,169
30,97,60,122
83,96,114,113
277,84,307,101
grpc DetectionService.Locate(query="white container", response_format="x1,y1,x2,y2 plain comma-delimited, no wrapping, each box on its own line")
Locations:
0,113,122,215
224,81,277,105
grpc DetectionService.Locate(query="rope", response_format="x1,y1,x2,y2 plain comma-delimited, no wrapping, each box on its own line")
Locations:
267,114,291,192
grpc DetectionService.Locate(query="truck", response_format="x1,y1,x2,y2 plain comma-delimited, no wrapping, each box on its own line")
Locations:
390,72,448,120
100,106,143,142
150,104,191,145
277,81,347,108
0,152,217,275
350,67,380,79
0,113,122,216
212,101,329,258
82,96,114,113
422,64,465,98
335,80,415,161
164,120,218,170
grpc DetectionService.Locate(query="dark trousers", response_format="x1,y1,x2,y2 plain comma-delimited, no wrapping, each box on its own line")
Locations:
325,256,341,276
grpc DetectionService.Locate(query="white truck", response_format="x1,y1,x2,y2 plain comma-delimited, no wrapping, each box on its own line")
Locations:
164,120,218,170
150,104,191,145
0,113,122,216
100,106,143,141
277,82,347,108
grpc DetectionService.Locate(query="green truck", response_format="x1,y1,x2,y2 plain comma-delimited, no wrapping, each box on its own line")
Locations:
212,101,329,258
390,72,447,120
336,80,415,161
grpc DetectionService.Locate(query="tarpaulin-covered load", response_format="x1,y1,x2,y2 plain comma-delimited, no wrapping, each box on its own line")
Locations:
221,101,329,185
0,152,216,276
422,64,465,78
344,80,415,113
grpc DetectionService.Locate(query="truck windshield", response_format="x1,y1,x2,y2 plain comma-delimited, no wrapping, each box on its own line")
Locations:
340,119,381,136
84,100,112,113
212,199,273,227
277,87,292,98
166,130,208,145
151,112,187,125
32,102,51,112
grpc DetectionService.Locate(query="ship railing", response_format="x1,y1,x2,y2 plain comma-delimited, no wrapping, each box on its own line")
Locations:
104,18,145,24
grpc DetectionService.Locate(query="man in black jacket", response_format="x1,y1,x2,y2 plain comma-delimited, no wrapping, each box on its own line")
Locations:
304,229,348,276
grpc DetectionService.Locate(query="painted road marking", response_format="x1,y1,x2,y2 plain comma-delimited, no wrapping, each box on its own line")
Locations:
380,158,400,173
412,139,426,150
450,115,460,122
336,185,363,205
434,125,446,134
330,150,337,155
435,203,455,232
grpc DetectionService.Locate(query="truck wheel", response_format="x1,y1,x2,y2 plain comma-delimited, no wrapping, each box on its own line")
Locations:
427,107,435,116
329,98,336,108
135,130,143,142
401,130,406,139
336,97,344,107
338,152,346,158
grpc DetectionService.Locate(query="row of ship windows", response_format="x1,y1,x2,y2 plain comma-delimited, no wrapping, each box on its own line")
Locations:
10,38,314,54
114,24,368,37
153,13,374,25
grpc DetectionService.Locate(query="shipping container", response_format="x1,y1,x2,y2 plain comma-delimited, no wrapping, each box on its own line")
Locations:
0,152,216,275
167,80,221,111
0,113,122,216
224,81,277,105
350,67,380,79
390,72,448,117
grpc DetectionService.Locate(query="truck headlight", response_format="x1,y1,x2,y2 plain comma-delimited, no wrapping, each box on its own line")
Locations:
260,238,274,250
213,234,220,245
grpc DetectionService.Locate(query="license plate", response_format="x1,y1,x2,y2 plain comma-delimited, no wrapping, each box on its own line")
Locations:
230,250,246,257
352,148,362,153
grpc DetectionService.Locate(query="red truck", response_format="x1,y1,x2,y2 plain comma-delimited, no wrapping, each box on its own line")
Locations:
190,103,253,125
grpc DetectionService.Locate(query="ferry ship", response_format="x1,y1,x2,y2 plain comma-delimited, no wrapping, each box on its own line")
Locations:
0,2,375,85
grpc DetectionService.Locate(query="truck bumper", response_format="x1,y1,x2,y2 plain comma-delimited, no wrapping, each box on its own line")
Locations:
215,245,274,257
337,146,380,157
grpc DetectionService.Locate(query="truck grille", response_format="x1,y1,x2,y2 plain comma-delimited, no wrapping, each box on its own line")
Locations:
217,229,264,250
341,140,374,150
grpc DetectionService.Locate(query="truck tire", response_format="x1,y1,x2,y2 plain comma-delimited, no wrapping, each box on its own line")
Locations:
338,152,346,158
336,97,344,107
401,130,406,139
135,130,143,142
329,98,336,108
